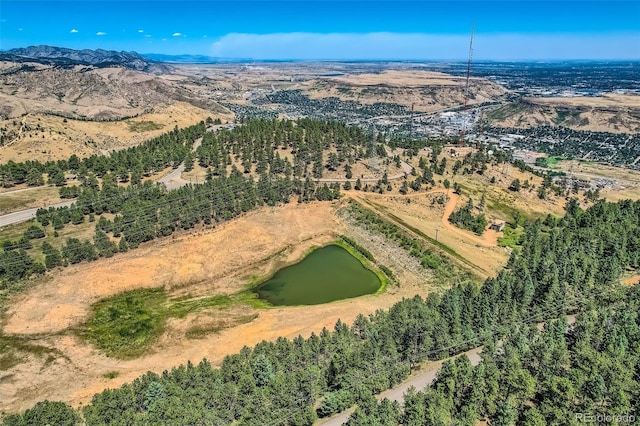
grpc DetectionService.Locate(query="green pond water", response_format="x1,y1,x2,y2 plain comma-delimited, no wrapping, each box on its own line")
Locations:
255,244,382,306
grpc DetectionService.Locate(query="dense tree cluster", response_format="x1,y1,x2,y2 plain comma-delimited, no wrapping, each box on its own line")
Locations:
7,198,636,424
347,288,640,425
0,123,206,188
3,119,371,284
196,118,373,180
448,198,488,235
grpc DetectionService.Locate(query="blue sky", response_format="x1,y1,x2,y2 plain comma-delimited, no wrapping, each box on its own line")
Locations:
1,1,639,60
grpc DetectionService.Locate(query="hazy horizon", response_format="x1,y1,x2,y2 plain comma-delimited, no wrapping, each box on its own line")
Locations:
1,1,639,61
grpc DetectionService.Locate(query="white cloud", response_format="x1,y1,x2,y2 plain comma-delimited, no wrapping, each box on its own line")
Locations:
70,29,78,33
144,34,151,38
172,32,182,37
18,28,23,31
96,31,106,36
138,29,144,33
210,32,640,60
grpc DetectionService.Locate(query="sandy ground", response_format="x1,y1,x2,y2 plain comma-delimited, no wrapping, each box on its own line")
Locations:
353,189,509,279
528,94,640,109
0,200,436,413
491,95,640,134
0,102,227,163
622,275,640,286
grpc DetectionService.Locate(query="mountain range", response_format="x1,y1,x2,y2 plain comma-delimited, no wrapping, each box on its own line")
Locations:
0,45,168,73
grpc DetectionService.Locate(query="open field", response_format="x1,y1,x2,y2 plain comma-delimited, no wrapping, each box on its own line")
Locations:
487,94,640,133
529,94,640,109
0,186,62,215
0,102,229,162
0,200,444,413
554,160,640,202
302,70,507,113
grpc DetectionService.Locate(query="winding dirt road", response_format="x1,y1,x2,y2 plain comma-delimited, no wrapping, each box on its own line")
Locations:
439,192,499,247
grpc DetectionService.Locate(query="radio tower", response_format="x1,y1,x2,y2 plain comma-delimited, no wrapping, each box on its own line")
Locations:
458,22,475,146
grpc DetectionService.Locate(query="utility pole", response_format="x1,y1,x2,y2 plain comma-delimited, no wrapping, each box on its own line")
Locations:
435,228,439,242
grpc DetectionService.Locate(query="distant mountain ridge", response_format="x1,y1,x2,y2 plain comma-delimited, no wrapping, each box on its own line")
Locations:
0,45,168,73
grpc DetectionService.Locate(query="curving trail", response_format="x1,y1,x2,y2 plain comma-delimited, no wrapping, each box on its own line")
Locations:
349,187,499,248
439,192,499,247
317,347,483,426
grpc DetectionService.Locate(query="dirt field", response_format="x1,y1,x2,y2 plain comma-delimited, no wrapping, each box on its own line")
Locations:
0,102,229,163
622,275,640,286
488,94,640,134
0,200,437,413
0,186,63,215
554,160,640,202
529,94,640,109
353,189,509,279
302,70,507,113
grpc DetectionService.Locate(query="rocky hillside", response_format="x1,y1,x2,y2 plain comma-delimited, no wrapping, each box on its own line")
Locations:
486,95,640,134
0,45,168,73
0,62,228,121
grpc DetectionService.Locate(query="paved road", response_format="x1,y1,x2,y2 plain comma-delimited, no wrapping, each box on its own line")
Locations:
317,347,483,426
0,133,211,227
317,316,577,426
0,200,74,227
157,136,205,190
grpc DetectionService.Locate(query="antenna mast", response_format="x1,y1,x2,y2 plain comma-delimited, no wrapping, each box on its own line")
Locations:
459,21,475,145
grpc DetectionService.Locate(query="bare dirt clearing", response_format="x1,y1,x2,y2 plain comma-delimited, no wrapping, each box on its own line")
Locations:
488,94,640,133
0,200,435,413
0,186,62,215
353,190,509,279
0,102,226,163
530,94,640,109
303,70,507,112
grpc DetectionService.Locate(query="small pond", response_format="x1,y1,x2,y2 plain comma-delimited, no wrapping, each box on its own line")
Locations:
255,244,381,306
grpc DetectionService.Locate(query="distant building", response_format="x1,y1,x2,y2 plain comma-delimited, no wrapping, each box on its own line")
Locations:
489,222,506,232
